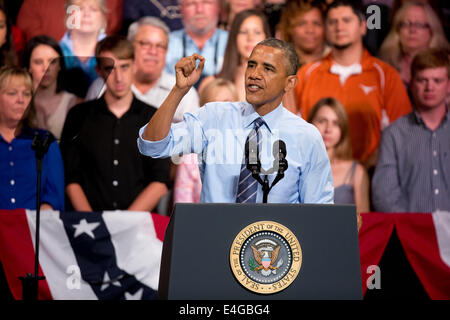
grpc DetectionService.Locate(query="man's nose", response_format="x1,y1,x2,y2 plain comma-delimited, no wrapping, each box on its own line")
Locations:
195,2,205,13
248,67,262,79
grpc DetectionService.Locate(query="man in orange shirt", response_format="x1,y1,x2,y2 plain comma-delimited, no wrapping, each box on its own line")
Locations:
292,0,411,168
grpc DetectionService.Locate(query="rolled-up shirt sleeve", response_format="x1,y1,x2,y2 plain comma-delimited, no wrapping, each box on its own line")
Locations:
298,130,334,204
138,107,209,160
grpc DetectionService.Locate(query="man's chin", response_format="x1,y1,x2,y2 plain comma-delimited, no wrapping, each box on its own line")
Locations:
332,42,352,50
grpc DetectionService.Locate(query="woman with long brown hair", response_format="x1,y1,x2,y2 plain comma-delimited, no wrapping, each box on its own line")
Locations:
0,3,18,67
198,9,271,101
308,97,369,219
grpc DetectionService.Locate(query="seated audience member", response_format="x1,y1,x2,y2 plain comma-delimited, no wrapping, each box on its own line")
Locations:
219,0,261,30
22,36,79,140
293,0,412,169
0,4,18,67
59,0,108,98
378,1,449,85
0,66,64,211
199,9,270,101
372,48,450,213
308,97,370,217
17,0,122,43
121,0,183,33
278,0,330,67
174,78,239,204
60,35,171,212
165,0,229,88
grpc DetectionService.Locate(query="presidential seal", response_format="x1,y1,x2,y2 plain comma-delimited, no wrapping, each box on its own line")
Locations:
229,221,302,294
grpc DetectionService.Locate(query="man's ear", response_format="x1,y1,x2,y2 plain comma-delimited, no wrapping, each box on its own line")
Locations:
360,18,367,37
284,74,298,93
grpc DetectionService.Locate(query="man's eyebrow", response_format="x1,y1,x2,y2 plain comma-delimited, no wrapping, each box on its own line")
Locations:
263,62,276,70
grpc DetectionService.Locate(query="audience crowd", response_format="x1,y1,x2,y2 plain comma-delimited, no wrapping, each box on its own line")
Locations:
0,0,449,216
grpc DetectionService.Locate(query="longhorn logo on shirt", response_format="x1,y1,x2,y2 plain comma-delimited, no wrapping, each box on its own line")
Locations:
359,84,376,95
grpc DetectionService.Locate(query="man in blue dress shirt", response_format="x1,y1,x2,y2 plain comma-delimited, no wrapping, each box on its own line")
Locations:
138,38,334,204
165,0,228,87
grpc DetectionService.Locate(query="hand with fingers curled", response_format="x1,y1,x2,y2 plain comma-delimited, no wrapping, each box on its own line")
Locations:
174,53,205,91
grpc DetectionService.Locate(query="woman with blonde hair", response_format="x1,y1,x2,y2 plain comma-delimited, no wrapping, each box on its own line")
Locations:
60,0,108,98
0,66,65,211
308,97,369,220
378,1,449,84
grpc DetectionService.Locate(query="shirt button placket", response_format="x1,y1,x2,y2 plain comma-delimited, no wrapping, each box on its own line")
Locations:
112,120,121,208
431,132,439,210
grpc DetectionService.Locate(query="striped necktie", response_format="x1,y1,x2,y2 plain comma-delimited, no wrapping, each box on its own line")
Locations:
236,117,264,203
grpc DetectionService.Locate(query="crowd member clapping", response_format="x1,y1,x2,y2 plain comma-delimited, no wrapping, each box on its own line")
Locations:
199,9,270,101
378,1,449,85
22,35,79,140
0,66,64,211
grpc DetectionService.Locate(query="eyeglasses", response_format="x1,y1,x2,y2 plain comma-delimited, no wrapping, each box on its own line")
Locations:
134,40,167,52
399,20,430,30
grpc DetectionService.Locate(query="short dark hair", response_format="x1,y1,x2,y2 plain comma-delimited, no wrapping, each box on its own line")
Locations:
95,35,134,62
411,48,450,79
325,0,365,22
22,35,66,93
256,38,300,76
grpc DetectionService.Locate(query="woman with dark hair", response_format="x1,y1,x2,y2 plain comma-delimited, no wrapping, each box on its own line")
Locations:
0,66,64,211
308,97,369,222
278,0,329,67
199,9,271,101
0,4,18,67
23,35,79,140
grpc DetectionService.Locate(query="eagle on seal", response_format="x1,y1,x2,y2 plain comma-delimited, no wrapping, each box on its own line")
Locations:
251,245,281,276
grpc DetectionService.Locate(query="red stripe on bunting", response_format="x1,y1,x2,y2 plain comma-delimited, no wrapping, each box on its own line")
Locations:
358,212,395,296
395,213,450,300
0,209,53,300
150,213,170,242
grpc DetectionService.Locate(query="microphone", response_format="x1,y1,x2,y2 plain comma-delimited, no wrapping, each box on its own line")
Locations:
245,137,261,176
275,140,288,175
271,140,288,188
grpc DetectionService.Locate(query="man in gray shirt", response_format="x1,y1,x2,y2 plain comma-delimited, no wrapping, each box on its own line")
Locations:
372,48,450,212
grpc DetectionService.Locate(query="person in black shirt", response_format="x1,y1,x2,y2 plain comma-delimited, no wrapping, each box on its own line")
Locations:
60,35,170,212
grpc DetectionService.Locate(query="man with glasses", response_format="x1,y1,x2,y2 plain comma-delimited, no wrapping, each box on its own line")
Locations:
86,17,200,123
293,0,412,170
128,16,200,122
